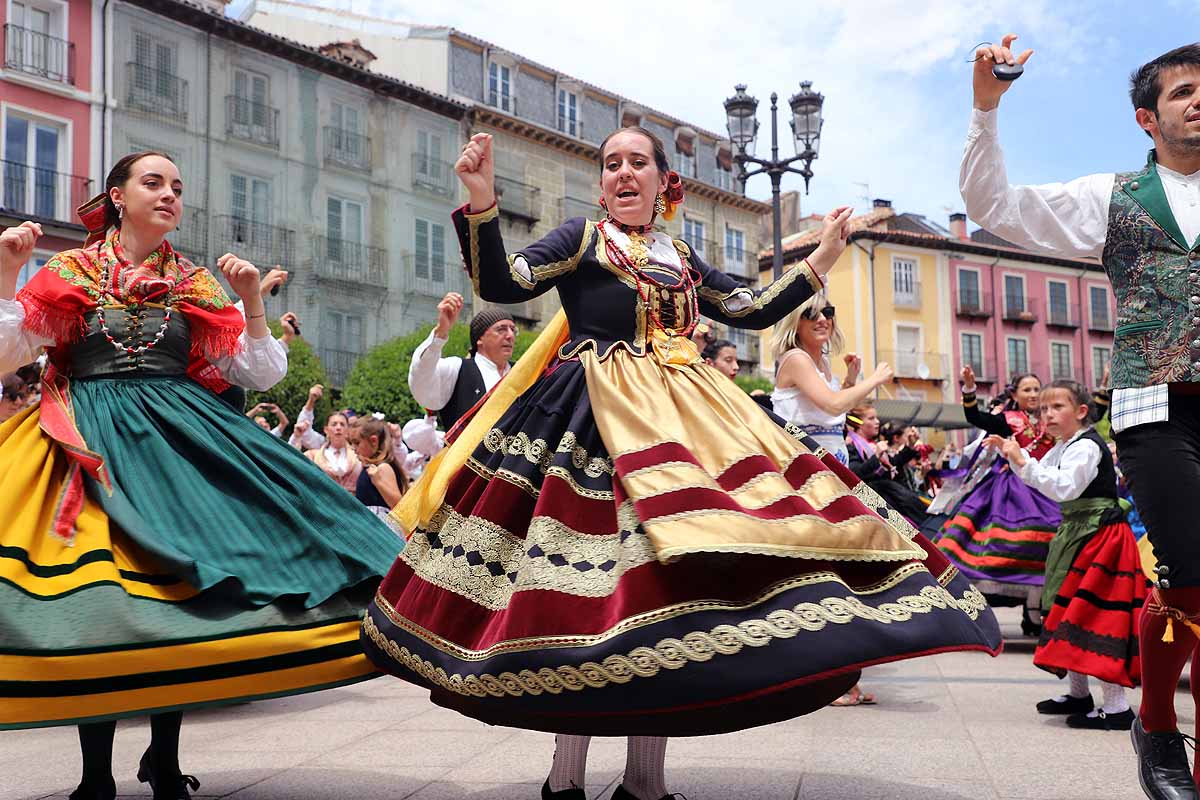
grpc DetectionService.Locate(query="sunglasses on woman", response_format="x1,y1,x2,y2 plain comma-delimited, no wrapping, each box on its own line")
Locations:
802,305,836,321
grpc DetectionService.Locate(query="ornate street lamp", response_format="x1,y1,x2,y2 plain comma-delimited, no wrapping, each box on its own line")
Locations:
724,81,825,279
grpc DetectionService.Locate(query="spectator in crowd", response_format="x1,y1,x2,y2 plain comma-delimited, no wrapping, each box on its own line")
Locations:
349,417,408,513
409,292,515,431
303,411,360,491
289,384,328,451
702,338,740,381
0,372,26,423
247,402,288,438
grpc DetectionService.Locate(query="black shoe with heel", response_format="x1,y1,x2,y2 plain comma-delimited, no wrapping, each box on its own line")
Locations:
68,779,116,800
611,784,687,800
137,749,200,800
542,779,585,800
1131,719,1200,800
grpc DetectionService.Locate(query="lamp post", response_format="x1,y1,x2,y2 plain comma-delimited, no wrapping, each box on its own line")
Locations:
723,82,824,280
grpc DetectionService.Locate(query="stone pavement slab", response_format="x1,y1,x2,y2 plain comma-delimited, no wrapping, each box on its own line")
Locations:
0,609,1161,799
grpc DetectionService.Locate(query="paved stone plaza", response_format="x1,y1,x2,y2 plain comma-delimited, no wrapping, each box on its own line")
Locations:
3,608,1167,800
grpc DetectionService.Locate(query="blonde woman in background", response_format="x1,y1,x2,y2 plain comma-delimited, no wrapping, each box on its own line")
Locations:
770,293,893,464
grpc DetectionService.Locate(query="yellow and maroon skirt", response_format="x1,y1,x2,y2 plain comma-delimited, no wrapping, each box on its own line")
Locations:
363,348,1002,736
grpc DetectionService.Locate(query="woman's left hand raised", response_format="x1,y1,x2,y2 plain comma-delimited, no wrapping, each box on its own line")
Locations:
217,253,261,301
806,206,854,277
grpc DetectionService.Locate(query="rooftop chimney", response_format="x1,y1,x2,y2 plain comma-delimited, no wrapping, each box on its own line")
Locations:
949,212,968,241
872,198,892,208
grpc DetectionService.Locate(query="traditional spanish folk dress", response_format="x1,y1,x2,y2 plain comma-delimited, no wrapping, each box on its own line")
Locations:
361,207,1002,737
0,233,402,730
1011,428,1148,687
935,392,1061,599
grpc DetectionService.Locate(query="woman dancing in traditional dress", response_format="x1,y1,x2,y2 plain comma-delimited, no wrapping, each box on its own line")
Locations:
361,129,1001,800
0,152,402,799
935,367,1060,632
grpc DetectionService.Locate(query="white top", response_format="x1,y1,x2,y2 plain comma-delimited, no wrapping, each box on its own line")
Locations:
289,405,327,450
770,351,846,431
960,107,1200,433
0,298,287,391
1011,428,1102,504
407,329,509,412
402,414,445,458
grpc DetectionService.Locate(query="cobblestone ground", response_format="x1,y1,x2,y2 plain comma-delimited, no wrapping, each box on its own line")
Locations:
3,608,1168,800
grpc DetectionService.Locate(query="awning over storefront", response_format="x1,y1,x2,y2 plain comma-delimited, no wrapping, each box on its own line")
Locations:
873,399,971,430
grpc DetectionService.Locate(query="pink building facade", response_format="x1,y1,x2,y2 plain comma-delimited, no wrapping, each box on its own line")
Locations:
1,0,100,280
948,215,1116,397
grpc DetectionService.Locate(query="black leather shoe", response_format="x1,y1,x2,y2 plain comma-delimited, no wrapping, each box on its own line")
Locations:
542,779,585,799
1036,693,1094,715
137,749,201,800
611,784,687,800
68,778,116,800
1066,707,1136,731
1131,718,1200,800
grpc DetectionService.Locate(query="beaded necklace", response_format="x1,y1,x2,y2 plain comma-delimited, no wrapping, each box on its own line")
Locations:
599,218,699,337
96,259,173,356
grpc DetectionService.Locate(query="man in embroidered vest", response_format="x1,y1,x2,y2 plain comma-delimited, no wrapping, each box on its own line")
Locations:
408,291,514,431
960,36,1200,800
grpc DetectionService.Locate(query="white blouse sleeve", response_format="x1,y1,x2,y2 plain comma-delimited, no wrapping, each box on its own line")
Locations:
1015,439,1102,503
0,298,54,373
210,332,288,391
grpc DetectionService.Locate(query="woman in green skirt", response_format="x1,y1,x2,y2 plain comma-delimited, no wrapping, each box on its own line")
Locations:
0,152,402,799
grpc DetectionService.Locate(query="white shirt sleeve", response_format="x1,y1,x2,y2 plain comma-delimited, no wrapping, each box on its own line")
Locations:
210,332,288,391
1014,439,1102,503
407,330,462,411
288,404,327,450
402,414,445,458
0,299,53,373
961,108,1114,260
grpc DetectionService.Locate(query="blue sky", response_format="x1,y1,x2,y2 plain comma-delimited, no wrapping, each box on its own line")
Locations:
237,0,1199,229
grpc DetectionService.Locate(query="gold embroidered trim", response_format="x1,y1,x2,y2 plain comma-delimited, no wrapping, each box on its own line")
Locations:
557,338,648,361
363,580,987,698
506,255,537,290
467,456,616,502
594,227,648,349
400,502,654,610
465,205,499,297
482,429,615,478
697,261,817,319
851,481,920,541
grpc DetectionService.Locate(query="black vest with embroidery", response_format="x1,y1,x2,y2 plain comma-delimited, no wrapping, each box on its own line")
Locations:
1074,429,1118,501
437,357,486,431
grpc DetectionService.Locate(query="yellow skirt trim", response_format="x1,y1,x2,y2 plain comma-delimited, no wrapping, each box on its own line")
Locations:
0,406,196,602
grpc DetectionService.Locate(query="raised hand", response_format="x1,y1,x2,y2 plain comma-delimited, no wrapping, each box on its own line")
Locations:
0,221,42,299
434,292,465,338
259,267,288,298
217,253,262,302
869,362,895,386
973,33,1034,111
843,352,862,385
807,206,854,276
280,312,300,344
455,133,497,212
960,364,977,392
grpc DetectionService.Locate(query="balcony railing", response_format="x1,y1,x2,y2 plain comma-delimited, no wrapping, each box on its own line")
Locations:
319,347,362,387
168,207,209,264
323,127,371,171
558,196,598,224
955,291,993,318
723,326,761,366
1088,312,1115,333
397,253,471,298
411,153,452,194
1045,302,1080,329
495,175,540,223
893,281,922,309
722,250,757,284
3,24,74,84
125,62,188,123
226,96,280,148
878,349,949,381
1002,296,1039,324
214,215,295,268
1050,363,1078,381
0,159,92,224
312,236,388,289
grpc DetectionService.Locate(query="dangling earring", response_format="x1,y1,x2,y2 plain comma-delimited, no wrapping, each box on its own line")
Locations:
599,197,607,211
116,204,125,221
654,194,667,215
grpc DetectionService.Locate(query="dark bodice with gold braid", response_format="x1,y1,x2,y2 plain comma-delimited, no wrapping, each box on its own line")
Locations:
452,207,825,361
66,306,192,379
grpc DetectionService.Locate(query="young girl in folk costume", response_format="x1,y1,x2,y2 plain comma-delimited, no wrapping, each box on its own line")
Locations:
0,153,401,800
769,293,893,465
987,380,1147,731
361,128,1001,800
936,368,1060,631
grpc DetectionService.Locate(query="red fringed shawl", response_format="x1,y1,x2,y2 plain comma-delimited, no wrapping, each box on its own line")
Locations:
15,231,246,542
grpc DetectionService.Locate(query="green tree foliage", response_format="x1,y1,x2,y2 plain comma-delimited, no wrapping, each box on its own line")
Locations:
342,322,542,422
246,321,332,429
734,374,774,395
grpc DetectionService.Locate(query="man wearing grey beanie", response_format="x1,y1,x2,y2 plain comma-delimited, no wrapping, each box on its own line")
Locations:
407,291,515,430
